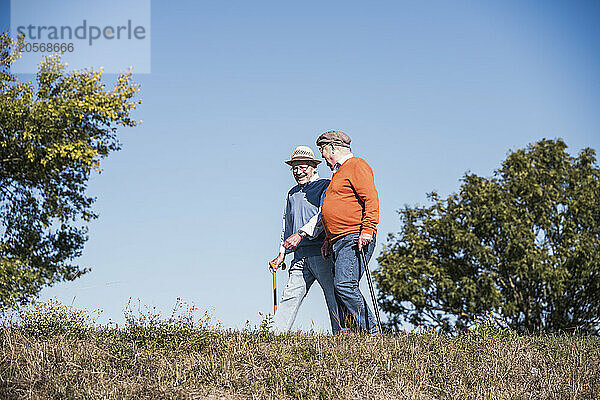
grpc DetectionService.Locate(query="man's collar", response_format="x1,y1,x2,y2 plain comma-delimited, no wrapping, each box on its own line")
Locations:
333,153,354,172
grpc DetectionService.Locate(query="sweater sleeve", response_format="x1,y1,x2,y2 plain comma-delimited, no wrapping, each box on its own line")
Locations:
300,212,321,238
279,194,292,255
299,181,328,238
349,159,379,236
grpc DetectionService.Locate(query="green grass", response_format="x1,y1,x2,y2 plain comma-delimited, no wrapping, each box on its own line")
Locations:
1,300,599,399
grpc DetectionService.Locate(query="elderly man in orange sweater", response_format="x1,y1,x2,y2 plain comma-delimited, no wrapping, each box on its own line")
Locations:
317,130,380,334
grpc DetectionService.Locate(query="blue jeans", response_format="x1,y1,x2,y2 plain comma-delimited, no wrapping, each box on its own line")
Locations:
272,254,342,334
332,232,378,334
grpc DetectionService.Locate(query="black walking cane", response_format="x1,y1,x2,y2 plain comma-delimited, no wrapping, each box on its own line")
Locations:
360,247,382,334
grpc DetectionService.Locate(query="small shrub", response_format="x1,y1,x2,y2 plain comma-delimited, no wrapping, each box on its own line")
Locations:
3,298,98,338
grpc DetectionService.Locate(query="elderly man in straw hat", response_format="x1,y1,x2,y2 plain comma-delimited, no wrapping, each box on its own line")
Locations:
269,146,342,334
316,131,380,334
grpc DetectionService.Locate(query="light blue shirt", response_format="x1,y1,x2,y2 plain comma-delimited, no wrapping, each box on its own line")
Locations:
332,152,354,173
279,174,330,257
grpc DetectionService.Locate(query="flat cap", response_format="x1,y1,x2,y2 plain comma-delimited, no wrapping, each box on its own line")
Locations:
316,130,351,148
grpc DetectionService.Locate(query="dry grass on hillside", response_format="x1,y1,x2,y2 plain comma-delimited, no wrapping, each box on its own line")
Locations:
1,300,599,399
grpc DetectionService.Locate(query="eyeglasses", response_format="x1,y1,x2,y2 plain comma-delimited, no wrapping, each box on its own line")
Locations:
318,143,332,153
290,165,311,172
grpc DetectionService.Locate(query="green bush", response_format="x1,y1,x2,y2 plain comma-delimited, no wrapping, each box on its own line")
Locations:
4,298,97,338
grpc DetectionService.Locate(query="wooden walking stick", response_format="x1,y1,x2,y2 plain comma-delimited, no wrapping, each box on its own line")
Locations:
268,261,286,314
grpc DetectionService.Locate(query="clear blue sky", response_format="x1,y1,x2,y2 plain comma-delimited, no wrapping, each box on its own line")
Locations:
1,0,599,332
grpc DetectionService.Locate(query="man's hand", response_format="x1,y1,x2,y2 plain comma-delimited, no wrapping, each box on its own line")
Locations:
269,253,285,271
283,232,303,250
357,232,373,251
321,240,332,260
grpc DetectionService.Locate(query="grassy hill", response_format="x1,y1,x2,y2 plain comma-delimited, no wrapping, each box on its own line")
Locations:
1,300,598,399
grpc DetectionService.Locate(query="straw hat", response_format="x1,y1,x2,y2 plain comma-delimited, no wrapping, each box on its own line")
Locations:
284,146,321,166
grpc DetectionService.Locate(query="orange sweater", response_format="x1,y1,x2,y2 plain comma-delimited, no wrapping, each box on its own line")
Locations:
321,157,379,243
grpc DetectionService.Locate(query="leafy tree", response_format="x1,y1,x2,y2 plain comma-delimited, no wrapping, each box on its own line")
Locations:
0,32,141,307
376,139,600,334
